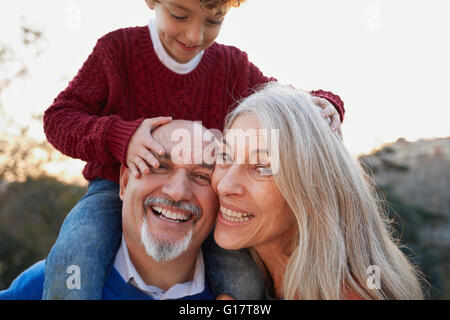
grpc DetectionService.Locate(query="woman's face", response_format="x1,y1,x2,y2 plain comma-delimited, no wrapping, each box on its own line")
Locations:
212,114,295,250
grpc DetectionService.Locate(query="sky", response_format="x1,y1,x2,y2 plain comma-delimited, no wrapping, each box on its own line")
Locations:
0,0,449,182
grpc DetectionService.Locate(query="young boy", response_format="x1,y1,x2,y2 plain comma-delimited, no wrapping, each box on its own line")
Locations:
42,0,345,299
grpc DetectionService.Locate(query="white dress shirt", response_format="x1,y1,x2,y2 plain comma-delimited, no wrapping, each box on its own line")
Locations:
113,234,206,300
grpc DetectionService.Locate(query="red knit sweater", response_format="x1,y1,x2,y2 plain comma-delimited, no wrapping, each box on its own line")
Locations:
43,26,345,183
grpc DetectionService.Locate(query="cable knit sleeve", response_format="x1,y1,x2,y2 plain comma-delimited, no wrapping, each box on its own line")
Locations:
43,32,144,166
310,89,345,123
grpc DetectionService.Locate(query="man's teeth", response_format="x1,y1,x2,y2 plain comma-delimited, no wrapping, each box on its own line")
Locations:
221,207,252,222
152,206,190,222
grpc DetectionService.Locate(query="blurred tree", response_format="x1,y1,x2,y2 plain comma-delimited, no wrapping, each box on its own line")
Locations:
0,126,58,182
0,19,53,182
0,21,86,290
0,176,85,289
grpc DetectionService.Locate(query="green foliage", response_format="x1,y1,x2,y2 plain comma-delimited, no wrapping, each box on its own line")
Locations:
0,176,85,289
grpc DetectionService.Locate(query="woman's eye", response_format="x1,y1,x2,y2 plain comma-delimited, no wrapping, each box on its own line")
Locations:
255,165,273,176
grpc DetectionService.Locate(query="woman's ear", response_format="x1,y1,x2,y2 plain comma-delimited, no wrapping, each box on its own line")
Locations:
119,165,130,201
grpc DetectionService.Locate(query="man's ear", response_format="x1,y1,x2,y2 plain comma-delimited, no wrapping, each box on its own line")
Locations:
119,165,130,201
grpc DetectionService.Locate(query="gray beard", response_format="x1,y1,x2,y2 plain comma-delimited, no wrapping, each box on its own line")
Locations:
140,217,193,263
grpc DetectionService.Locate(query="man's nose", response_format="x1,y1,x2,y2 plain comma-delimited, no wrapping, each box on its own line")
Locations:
161,170,193,202
216,165,245,198
186,22,204,45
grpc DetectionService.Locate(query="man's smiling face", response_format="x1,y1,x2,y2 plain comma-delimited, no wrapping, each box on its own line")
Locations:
119,120,219,262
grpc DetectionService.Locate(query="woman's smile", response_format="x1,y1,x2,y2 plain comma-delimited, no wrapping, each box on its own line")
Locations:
218,202,255,225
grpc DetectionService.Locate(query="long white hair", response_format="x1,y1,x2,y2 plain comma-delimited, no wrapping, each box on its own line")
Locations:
225,82,424,299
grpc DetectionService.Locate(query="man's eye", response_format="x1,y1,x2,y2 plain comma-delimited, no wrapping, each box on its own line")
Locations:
151,163,170,173
192,174,211,186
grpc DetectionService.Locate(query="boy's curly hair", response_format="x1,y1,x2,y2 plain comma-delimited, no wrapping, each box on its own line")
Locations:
200,0,245,16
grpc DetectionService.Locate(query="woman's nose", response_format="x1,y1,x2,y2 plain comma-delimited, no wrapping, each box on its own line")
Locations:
216,165,245,198
161,170,193,202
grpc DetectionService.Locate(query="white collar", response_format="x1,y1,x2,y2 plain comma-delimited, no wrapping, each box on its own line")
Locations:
113,234,205,300
148,18,204,75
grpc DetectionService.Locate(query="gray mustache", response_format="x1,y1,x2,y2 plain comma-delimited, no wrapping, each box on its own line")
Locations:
144,197,202,218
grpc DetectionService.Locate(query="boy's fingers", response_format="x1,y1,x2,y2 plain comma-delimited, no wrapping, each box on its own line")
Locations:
313,97,328,108
149,116,173,130
330,115,341,131
128,162,140,179
136,158,150,175
144,138,166,156
142,150,160,168
321,105,336,118
337,127,343,141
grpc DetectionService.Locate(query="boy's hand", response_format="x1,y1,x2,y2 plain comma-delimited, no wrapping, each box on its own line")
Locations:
312,97,343,140
126,116,173,178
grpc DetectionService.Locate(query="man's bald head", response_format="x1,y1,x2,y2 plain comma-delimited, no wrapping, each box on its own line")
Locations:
152,119,206,143
152,120,218,169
